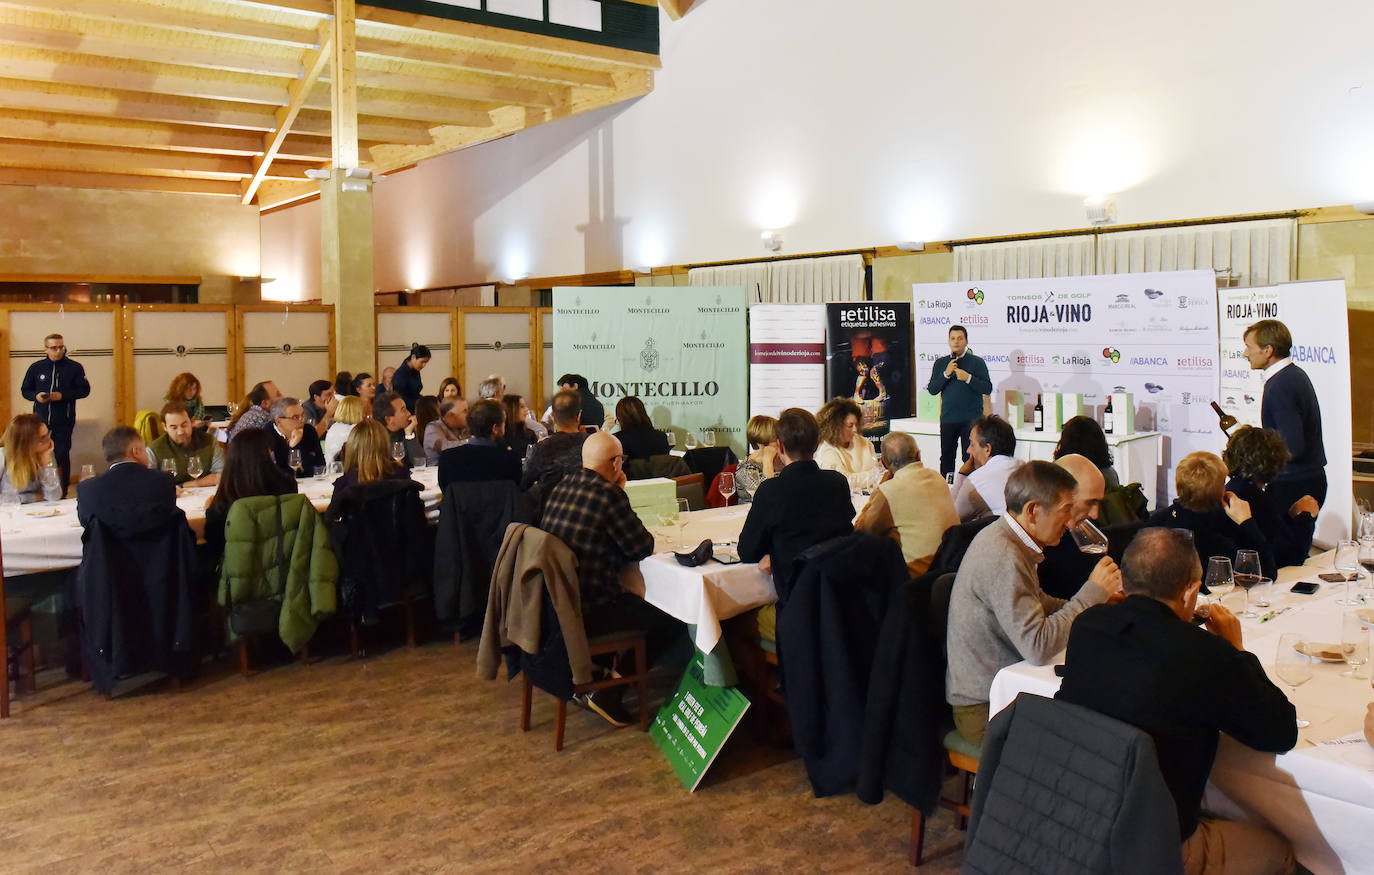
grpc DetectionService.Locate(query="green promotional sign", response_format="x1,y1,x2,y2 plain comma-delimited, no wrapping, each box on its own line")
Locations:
650,654,751,791
551,286,749,459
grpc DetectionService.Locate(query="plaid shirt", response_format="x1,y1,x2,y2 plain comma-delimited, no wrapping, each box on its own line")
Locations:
541,468,654,607
226,404,274,443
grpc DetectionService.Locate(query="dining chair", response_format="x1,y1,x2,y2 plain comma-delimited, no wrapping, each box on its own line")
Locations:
672,473,705,511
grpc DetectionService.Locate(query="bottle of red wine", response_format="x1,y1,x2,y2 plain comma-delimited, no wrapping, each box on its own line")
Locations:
1033,394,1044,432
1103,395,1114,434
1210,401,1237,435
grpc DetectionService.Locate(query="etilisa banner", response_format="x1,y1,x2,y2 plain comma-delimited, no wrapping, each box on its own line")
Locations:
552,287,749,457
825,302,912,437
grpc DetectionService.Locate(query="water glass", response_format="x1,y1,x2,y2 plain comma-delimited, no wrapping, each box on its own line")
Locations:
1250,576,1273,610
1069,518,1109,554
312,466,326,479
1275,633,1313,728
1335,539,1360,605
718,471,736,504
1341,611,1370,679
1204,556,1234,598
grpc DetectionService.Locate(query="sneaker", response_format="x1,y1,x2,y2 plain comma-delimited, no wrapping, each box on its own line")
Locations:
571,691,632,728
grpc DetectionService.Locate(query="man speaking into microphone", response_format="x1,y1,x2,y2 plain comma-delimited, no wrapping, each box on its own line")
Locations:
926,324,992,477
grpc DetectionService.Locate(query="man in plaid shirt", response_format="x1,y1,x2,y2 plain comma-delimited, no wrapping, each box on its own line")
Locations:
542,430,683,725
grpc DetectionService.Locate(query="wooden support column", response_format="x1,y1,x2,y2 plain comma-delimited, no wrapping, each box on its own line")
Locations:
319,0,374,376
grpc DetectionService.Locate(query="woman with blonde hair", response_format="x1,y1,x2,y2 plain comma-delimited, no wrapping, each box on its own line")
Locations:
734,414,779,503
814,397,878,477
1,413,61,503
323,395,366,465
164,372,206,423
328,418,412,500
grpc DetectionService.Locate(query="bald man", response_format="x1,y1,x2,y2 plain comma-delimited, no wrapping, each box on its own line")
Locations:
1038,453,1117,601
540,430,684,726
854,432,958,576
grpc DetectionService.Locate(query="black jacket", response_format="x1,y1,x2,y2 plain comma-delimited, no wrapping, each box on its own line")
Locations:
1057,595,1297,839
778,533,907,797
77,461,177,530
1226,476,1314,570
270,426,325,478
437,441,522,494
1146,500,1278,582
21,354,91,431
392,359,424,412
433,480,535,634
965,693,1184,875
738,459,853,605
1261,362,1325,478
616,426,670,461
73,499,198,694
856,570,951,814
324,478,429,622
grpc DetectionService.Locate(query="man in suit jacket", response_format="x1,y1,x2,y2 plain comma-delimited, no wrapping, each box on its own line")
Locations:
267,397,325,478
437,399,521,493
739,407,855,607
77,426,177,530
1243,318,1326,515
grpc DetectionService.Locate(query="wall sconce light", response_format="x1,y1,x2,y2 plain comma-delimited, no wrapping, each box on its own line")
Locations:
345,167,372,179
896,241,926,252
632,266,654,275
304,168,330,180
761,230,783,252
1084,195,1117,226
340,180,369,193
1354,201,1374,214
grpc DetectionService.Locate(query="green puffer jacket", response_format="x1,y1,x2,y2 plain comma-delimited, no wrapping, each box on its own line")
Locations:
218,493,338,652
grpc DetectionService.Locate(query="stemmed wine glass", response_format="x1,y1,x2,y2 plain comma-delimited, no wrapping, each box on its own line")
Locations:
663,428,676,450
288,448,302,476
655,503,678,549
674,497,690,549
185,456,203,481
160,458,176,477
702,429,716,448
1359,536,1374,597
391,441,406,464
1234,550,1262,617
1335,539,1360,605
1204,556,1234,600
1069,518,1110,554
684,432,697,451
718,471,736,505
1341,610,1370,679
1275,633,1312,728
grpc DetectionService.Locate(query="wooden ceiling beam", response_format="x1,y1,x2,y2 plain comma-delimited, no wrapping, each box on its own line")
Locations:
243,21,332,204
0,46,291,105
0,17,305,78
292,110,434,144
0,108,358,160
0,0,320,46
302,85,494,126
355,36,616,88
0,166,242,196
351,67,559,108
0,77,282,130
659,0,694,20
0,139,311,180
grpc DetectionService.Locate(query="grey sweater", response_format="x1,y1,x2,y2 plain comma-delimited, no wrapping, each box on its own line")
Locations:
945,516,1109,706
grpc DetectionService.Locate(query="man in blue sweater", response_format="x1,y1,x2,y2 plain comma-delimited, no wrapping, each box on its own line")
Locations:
1242,319,1325,527
926,325,992,476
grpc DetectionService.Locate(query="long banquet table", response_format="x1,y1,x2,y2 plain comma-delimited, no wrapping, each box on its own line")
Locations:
1,466,443,577
987,552,1374,875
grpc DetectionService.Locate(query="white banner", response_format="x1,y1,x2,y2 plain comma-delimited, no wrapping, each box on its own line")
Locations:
1218,279,1352,545
747,304,827,418
914,270,1221,501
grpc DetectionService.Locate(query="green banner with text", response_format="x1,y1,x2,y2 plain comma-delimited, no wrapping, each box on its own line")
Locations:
650,654,751,791
552,287,749,459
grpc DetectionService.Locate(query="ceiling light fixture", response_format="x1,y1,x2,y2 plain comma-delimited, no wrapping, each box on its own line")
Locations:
896,241,926,252
761,230,783,252
304,168,330,180
1084,195,1117,226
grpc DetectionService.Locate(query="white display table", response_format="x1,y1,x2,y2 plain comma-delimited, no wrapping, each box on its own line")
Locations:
886,418,1164,509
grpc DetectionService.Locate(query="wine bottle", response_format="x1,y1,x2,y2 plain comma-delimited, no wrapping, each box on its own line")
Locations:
1033,394,1044,432
1103,396,1114,434
1210,401,1237,435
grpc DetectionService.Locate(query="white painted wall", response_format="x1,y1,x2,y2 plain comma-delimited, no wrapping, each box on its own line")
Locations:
261,0,1374,298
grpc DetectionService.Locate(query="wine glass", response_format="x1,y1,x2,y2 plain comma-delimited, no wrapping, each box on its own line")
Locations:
1341,611,1370,679
288,448,302,475
718,471,736,505
312,466,326,479
1360,537,1374,595
684,432,697,451
675,497,690,549
160,458,176,477
1204,556,1234,599
702,429,716,447
391,441,406,464
185,456,203,481
1234,550,1262,617
663,428,676,449
80,463,95,482
1335,539,1360,605
523,445,536,469
1250,577,1273,611
1275,633,1313,728
1069,518,1110,554
328,460,344,476
655,503,679,548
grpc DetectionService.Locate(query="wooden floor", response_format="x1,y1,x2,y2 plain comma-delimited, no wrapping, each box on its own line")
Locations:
1,637,967,873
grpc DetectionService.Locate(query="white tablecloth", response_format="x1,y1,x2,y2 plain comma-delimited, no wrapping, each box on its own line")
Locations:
1,466,442,577
987,551,1374,875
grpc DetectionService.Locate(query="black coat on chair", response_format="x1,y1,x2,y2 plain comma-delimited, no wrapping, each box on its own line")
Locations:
432,480,535,638
324,478,429,623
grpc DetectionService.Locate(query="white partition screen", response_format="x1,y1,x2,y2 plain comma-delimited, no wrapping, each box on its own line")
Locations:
462,310,532,400
376,309,456,395
240,308,333,402
7,308,118,479
132,308,232,413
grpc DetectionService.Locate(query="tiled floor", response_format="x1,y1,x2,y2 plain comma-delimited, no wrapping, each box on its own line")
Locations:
2,637,967,873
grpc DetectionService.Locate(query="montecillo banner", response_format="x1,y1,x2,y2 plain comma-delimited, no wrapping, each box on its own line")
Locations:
552,287,749,458
825,302,913,438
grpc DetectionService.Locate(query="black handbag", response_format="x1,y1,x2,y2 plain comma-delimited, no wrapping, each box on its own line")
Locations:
224,496,289,637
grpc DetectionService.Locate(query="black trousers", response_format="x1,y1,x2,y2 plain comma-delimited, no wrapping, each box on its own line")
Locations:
583,592,684,670
50,424,73,498
938,420,973,477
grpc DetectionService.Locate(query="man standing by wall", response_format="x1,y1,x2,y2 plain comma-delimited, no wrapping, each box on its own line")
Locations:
20,332,90,496
926,325,992,477
1242,319,1326,517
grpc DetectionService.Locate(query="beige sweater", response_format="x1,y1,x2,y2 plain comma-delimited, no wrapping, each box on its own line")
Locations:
854,462,958,576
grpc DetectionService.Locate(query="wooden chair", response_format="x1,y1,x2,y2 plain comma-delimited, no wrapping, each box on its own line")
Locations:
909,734,980,866
521,630,649,751
672,473,705,511
2,593,36,719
